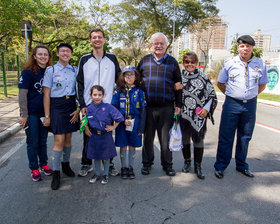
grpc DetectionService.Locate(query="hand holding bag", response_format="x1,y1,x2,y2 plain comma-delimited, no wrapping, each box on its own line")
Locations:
169,114,183,152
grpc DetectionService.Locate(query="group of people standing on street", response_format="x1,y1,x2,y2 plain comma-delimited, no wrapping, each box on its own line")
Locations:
18,27,268,190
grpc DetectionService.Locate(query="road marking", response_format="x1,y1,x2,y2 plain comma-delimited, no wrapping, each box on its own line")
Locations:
256,122,280,134
215,108,280,134
0,138,25,166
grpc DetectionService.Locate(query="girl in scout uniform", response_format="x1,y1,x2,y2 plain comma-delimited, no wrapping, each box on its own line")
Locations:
85,85,124,185
42,43,80,190
111,65,146,179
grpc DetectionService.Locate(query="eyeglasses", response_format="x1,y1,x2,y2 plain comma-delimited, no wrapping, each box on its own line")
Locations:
59,50,72,54
124,74,135,78
153,42,165,46
184,60,196,64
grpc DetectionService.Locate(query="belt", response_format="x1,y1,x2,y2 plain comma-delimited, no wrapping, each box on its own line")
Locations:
227,96,256,104
90,128,106,135
54,95,75,100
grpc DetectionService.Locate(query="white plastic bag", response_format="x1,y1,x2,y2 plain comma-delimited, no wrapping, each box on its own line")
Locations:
169,116,183,152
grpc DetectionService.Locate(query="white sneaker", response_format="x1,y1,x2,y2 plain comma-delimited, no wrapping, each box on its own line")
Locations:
89,174,100,184
79,165,93,177
101,175,109,184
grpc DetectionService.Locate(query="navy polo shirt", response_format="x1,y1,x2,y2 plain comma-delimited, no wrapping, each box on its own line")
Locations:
18,67,45,116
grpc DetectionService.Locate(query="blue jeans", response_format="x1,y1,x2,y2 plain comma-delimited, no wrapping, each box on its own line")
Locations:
25,115,49,170
214,96,257,171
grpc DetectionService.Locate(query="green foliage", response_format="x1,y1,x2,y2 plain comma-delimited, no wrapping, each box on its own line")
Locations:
207,59,224,81
230,39,263,58
112,47,148,68
0,0,54,47
177,48,190,64
112,0,218,50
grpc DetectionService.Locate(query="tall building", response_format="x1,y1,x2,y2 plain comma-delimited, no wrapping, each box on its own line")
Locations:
251,29,271,52
187,17,227,62
169,34,185,59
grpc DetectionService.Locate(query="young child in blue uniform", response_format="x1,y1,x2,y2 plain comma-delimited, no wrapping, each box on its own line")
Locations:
85,85,124,184
111,65,146,179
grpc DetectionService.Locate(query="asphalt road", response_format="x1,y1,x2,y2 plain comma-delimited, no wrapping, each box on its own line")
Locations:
0,97,279,224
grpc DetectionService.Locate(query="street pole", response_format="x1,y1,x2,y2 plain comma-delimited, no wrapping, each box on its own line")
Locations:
172,1,176,57
24,24,29,61
17,55,20,80
1,52,7,97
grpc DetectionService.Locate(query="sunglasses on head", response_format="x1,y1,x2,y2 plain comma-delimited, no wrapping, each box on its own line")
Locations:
184,60,196,64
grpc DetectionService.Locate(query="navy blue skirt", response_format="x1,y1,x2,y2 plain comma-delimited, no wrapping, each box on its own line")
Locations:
50,96,80,134
115,116,142,147
86,129,117,160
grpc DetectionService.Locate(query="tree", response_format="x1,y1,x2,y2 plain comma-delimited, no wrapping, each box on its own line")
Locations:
112,46,148,68
0,0,54,48
188,16,225,71
111,0,218,58
230,38,263,58
177,48,190,64
207,59,224,81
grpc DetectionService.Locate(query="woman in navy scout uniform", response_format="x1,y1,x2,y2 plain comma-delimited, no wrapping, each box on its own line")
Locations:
18,45,53,182
111,65,146,179
85,85,124,185
43,43,80,190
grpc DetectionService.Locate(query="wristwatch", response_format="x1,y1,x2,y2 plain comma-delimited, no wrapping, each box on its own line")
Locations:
45,115,50,118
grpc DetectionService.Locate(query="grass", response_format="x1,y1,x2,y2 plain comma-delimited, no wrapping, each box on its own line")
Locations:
1,84,279,102
0,71,19,81
214,85,280,102
258,92,280,102
0,85,18,100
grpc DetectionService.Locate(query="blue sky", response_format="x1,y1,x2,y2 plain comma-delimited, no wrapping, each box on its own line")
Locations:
216,0,280,50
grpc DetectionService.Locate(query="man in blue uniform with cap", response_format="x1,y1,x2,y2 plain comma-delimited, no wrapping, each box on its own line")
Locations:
214,35,269,179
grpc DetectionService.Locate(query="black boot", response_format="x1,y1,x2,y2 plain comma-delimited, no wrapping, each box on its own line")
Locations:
182,144,191,161
194,162,205,179
182,159,191,173
121,167,128,179
194,147,205,179
51,171,61,190
61,162,75,177
128,167,135,179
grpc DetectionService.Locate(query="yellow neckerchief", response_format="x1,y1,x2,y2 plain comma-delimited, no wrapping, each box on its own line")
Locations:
125,85,135,119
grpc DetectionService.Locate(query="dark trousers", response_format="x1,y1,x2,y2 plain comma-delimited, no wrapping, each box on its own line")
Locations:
142,105,174,169
81,131,114,166
180,118,204,163
25,115,49,170
214,96,257,171
81,132,92,165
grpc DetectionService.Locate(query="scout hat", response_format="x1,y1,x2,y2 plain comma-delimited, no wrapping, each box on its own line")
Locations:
122,65,136,73
237,35,255,46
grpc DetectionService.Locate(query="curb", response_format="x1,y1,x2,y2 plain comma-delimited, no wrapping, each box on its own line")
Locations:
216,92,280,107
0,123,21,144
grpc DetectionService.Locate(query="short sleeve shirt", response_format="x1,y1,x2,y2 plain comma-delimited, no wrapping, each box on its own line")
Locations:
42,62,78,97
218,55,269,100
18,67,45,116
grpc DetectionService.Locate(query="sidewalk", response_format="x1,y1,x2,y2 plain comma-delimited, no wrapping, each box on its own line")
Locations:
0,96,21,143
0,94,279,144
